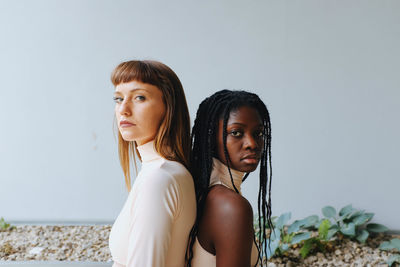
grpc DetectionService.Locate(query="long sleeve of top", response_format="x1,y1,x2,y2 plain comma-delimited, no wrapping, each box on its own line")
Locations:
109,141,196,267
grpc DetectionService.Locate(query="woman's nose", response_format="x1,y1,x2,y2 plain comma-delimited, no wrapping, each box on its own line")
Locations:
119,101,132,116
244,135,258,150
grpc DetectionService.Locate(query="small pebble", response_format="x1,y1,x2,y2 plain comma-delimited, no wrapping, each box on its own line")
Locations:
28,247,44,255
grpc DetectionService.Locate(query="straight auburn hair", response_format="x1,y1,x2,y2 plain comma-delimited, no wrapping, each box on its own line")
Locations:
111,60,191,191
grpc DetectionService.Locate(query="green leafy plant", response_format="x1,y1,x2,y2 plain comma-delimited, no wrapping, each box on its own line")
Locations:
295,204,389,258
299,219,331,258
255,204,390,260
379,238,400,266
258,212,311,259
320,204,388,243
0,217,14,231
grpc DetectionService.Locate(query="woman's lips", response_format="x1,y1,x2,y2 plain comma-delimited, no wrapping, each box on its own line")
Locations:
242,158,259,164
119,121,135,128
241,154,260,164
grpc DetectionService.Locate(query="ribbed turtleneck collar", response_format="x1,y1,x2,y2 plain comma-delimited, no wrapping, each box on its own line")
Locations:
137,140,162,163
210,157,245,193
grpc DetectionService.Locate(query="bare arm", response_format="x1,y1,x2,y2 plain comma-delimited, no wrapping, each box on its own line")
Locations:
203,186,254,267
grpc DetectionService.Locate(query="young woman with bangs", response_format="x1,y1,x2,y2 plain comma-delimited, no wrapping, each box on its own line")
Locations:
108,60,196,267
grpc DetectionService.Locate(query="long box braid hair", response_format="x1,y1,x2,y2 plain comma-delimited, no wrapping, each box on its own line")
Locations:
186,89,273,267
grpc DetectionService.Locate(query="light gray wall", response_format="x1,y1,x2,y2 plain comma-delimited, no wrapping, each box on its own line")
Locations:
0,0,399,229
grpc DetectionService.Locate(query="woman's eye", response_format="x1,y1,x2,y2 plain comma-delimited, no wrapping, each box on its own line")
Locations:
135,95,146,101
230,131,243,137
256,131,264,137
113,97,123,103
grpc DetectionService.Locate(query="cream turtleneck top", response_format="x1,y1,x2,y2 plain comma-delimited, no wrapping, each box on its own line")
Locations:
191,158,259,267
109,141,196,267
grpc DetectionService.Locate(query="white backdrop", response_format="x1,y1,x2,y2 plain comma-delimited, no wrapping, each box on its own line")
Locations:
0,0,399,230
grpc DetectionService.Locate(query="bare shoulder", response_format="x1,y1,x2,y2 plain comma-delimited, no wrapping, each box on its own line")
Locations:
199,185,254,265
204,185,254,237
206,185,253,219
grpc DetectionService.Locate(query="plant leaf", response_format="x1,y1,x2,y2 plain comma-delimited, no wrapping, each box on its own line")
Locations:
281,243,289,251
380,238,400,252
270,228,281,241
348,210,364,220
352,213,374,226
318,219,330,240
300,238,314,258
330,224,339,230
387,254,400,266
283,233,292,243
380,241,394,251
276,212,291,229
303,215,320,228
291,232,311,244
356,229,369,243
322,206,336,218
288,221,301,234
314,218,325,228
288,220,304,234
326,228,338,240
0,217,10,230
339,204,354,218
366,223,389,233
390,238,400,251
266,237,280,259
340,222,356,236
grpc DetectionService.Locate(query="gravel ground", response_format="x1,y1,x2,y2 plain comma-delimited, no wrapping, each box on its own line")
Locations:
265,233,399,267
0,225,398,266
0,226,112,262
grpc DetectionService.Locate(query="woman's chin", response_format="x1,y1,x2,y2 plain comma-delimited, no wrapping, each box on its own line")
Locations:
120,133,137,142
236,162,259,173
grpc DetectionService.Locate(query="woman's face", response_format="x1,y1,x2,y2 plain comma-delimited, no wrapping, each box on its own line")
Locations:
114,80,166,145
216,106,264,173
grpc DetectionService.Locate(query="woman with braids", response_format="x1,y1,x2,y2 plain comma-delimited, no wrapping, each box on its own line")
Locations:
188,90,273,267
108,60,196,267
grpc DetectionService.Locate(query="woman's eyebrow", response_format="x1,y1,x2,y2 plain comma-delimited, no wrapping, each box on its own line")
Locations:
114,88,148,94
227,122,246,126
129,88,147,93
228,122,263,127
